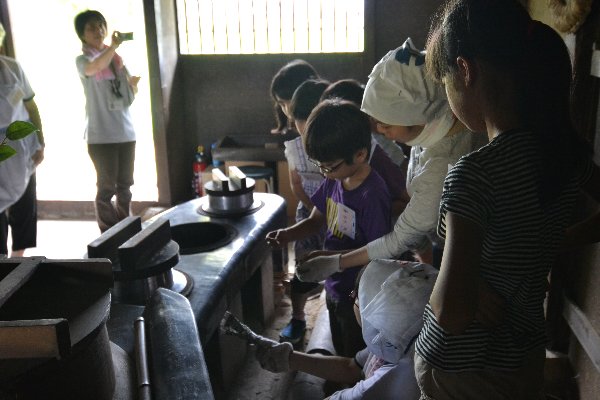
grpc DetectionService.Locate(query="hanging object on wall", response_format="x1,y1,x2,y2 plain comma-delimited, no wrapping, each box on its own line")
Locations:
548,0,593,33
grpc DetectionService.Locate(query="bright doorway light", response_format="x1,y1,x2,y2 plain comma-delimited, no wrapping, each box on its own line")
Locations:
7,0,158,201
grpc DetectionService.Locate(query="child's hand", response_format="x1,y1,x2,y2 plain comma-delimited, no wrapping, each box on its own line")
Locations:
265,229,289,248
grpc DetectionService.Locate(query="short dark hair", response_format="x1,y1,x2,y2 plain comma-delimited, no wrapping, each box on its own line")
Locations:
305,99,371,165
321,79,365,107
74,10,106,41
270,59,318,101
290,79,330,121
270,59,319,133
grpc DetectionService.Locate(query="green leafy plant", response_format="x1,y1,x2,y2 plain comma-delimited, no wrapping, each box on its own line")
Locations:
0,121,39,162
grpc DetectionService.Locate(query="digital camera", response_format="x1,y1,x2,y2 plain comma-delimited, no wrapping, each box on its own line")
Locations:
117,32,134,41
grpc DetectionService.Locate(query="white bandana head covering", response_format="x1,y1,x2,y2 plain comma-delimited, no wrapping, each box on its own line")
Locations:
361,38,448,127
359,259,438,363
405,109,456,148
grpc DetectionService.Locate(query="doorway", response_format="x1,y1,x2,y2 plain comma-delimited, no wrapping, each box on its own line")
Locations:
6,0,158,206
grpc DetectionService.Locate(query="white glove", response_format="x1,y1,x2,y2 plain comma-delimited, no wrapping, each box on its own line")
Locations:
296,254,342,282
254,336,293,373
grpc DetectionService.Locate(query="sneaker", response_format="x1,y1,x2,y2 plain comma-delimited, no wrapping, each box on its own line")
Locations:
280,318,306,344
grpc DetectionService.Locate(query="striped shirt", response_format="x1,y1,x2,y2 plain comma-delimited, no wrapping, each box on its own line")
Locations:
416,130,593,371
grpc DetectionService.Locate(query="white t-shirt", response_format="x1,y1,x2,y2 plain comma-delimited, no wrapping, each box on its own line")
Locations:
76,53,136,144
0,56,41,212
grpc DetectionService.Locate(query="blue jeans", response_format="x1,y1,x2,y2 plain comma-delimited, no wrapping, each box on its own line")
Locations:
88,142,135,232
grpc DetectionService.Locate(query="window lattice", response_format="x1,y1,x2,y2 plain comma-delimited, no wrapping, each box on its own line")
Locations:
176,0,364,54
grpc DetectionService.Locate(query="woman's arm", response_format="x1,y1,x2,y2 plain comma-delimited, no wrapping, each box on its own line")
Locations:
24,98,44,165
84,32,123,76
366,156,448,261
339,247,371,270
289,351,363,384
289,168,314,210
429,211,483,335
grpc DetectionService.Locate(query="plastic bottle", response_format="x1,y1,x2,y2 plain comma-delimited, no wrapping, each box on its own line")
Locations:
211,142,223,168
192,145,208,197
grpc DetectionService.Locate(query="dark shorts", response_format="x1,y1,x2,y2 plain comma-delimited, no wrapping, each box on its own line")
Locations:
0,174,37,254
290,274,320,294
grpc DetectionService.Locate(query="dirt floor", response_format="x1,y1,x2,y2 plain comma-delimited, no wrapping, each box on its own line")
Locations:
226,287,327,400
226,243,330,400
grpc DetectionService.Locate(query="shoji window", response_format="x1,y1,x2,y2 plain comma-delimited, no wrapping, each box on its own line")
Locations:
176,0,364,54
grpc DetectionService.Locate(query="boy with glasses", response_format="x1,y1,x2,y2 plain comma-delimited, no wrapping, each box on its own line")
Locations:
266,99,391,357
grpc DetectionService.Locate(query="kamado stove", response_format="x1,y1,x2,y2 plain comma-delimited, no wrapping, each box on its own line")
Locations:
0,166,287,400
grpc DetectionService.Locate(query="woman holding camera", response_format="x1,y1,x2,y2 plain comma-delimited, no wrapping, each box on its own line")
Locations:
74,10,140,232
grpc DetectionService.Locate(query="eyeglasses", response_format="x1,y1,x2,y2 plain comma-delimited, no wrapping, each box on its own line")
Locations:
308,158,345,174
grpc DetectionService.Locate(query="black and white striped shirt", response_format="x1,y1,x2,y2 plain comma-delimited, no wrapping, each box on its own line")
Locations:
416,130,593,371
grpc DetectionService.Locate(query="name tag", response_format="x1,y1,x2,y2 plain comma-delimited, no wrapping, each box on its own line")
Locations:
337,203,356,240
108,98,125,111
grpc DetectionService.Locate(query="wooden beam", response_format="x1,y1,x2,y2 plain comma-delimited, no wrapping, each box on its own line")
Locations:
0,319,70,359
0,257,43,308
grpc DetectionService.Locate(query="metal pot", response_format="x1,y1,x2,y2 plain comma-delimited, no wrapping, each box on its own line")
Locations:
201,167,257,215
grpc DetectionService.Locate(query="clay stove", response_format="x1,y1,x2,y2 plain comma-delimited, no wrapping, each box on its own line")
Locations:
102,167,287,398
0,166,286,399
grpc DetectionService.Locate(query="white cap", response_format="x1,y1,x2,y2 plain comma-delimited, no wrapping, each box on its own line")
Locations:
359,259,438,363
361,38,448,126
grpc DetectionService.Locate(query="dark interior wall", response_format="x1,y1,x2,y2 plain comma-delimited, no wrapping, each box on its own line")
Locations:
372,0,441,57
180,53,369,149
168,0,443,203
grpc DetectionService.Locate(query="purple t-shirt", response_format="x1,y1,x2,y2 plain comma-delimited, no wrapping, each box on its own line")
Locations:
311,169,391,301
370,144,405,203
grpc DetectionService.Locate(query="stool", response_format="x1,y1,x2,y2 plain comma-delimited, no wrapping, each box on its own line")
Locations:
237,166,275,193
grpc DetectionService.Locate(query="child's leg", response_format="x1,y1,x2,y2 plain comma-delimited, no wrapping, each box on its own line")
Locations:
281,204,325,344
280,276,320,344
290,277,319,319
